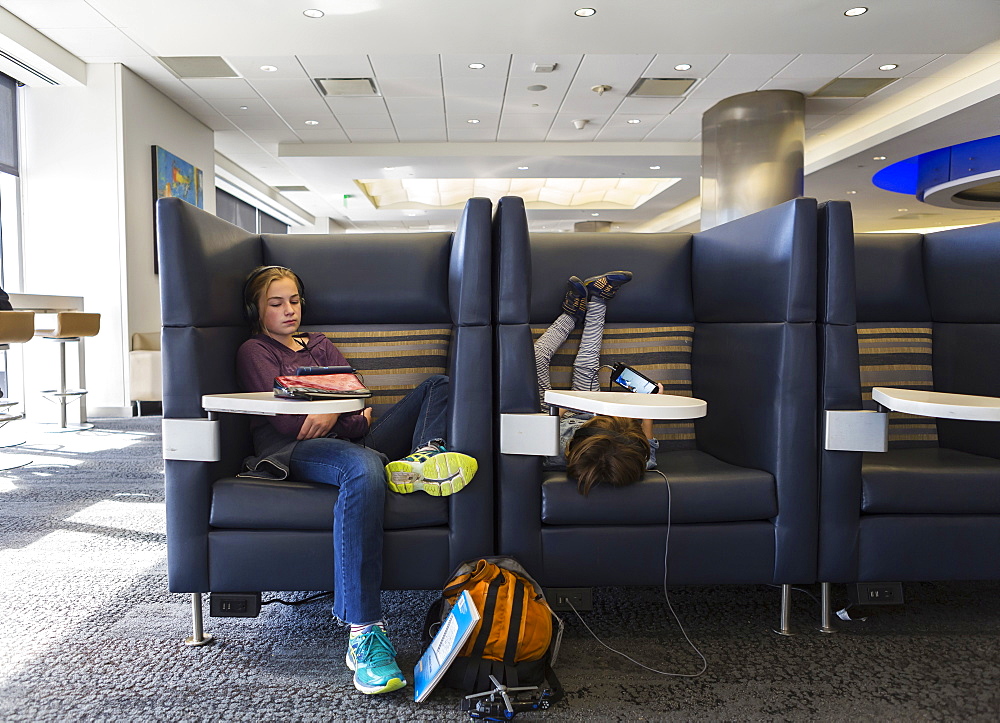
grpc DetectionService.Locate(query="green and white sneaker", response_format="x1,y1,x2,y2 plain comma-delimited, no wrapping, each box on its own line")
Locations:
346,625,406,695
385,441,478,496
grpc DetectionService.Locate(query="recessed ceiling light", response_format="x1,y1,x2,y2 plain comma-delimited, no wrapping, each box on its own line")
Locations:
873,155,887,160
468,63,486,70
649,165,661,170
527,84,547,92
879,64,898,71
627,119,641,124
591,213,600,217
383,166,395,170
844,7,868,16
846,190,858,194
517,166,529,170
898,208,909,213
260,65,278,72
304,120,319,125
303,9,324,18
674,63,692,71
575,8,597,17
467,119,480,124
239,105,249,110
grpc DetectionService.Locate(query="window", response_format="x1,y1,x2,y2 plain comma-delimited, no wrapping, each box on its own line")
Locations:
215,188,289,234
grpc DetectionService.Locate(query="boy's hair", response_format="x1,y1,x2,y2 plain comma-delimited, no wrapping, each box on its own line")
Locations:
565,415,650,496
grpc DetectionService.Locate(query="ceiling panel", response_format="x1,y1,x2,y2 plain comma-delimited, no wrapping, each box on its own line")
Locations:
774,54,869,78
444,96,504,115
384,97,445,115
378,78,444,98
346,129,399,142
225,56,306,79
508,54,583,78
440,55,511,77
368,54,441,78
41,26,146,56
644,54,726,77
710,54,797,78
181,78,258,99
843,54,942,77
297,55,374,78
1,0,114,29
247,77,321,99
391,113,446,130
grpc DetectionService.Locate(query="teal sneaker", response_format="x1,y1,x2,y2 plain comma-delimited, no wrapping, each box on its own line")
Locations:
385,441,478,496
346,625,406,695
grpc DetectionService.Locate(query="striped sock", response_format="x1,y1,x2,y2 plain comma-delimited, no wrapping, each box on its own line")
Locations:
350,621,386,637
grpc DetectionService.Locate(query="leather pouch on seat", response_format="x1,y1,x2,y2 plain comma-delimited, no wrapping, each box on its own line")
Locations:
210,477,449,530
862,447,1000,514
541,449,776,525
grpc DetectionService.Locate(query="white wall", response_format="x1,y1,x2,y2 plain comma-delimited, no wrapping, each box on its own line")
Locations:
120,64,214,349
18,64,214,419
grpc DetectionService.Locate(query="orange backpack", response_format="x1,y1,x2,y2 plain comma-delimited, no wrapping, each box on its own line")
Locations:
424,556,564,694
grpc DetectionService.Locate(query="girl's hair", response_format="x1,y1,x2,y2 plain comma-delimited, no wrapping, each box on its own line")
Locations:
565,415,650,496
242,265,304,333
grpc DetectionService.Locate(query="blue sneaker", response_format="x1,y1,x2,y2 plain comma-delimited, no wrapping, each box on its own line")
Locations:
385,441,478,496
561,275,588,324
346,625,406,694
584,270,633,300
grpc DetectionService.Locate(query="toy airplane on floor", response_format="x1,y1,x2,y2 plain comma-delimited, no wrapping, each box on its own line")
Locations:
461,674,557,721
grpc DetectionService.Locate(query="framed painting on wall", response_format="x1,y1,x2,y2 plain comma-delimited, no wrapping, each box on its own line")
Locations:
152,145,204,272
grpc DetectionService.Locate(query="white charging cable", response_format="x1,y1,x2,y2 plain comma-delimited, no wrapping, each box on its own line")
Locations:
566,468,707,677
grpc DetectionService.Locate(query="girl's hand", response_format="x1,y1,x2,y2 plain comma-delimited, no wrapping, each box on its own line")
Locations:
362,407,373,424
298,413,340,440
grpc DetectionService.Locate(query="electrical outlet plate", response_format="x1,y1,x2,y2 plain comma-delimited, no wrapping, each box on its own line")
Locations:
209,592,262,617
545,587,593,612
850,582,904,606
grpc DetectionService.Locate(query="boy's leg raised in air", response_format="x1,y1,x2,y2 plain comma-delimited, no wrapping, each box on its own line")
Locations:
572,271,632,391
535,276,587,406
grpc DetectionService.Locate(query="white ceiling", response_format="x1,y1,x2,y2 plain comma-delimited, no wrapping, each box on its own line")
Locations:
3,0,1000,232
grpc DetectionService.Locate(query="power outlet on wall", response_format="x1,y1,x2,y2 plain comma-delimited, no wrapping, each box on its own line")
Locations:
546,587,593,612
850,582,904,606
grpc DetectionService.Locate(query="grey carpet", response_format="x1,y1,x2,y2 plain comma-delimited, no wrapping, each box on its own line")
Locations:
0,417,997,722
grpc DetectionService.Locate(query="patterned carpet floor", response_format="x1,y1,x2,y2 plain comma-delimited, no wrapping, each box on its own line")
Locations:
0,417,997,722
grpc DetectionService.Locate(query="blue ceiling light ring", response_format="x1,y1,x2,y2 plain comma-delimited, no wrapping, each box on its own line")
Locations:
872,156,918,194
871,135,1000,208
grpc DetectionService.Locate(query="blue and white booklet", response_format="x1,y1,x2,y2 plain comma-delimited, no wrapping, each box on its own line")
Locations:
413,590,481,702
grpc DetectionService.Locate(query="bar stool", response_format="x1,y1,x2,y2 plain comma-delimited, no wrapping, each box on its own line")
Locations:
0,311,36,468
37,312,100,431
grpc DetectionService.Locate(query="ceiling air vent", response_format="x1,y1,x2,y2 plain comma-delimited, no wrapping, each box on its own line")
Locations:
156,56,240,79
628,78,697,97
810,77,897,98
275,186,310,192
314,78,380,96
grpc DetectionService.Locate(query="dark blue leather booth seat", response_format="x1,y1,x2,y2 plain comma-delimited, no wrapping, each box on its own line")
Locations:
494,196,818,587
157,197,494,595
818,201,1000,584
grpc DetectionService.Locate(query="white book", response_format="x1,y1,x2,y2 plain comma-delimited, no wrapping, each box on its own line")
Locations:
413,590,481,703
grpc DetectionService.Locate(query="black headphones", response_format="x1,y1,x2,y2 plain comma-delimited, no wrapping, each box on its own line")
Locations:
242,265,306,331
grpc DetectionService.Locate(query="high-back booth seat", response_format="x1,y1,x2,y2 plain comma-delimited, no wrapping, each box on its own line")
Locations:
494,196,819,590
156,197,494,602
818,201,1000,588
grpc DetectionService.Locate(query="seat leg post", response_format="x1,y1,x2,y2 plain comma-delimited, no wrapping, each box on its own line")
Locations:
772,583,796,636
819,582,838,634
58,341,68,429
184,593,215,647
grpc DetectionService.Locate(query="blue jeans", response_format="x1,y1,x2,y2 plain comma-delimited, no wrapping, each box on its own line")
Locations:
289,438,387,625
366,373,450,461
286,374,451,624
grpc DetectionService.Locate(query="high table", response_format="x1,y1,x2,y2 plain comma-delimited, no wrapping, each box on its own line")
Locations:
872,387,1000,422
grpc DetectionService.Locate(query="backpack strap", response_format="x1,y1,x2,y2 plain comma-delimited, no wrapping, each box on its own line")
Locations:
462,569,505,693
502,577,526,666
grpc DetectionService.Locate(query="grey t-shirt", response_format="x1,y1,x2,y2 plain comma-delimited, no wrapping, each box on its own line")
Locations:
543,411,659,471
